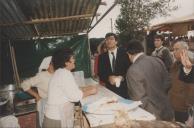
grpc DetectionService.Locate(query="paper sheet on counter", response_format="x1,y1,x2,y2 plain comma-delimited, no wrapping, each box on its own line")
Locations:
83,97,142,115
86,107,156,127
81,86,156,127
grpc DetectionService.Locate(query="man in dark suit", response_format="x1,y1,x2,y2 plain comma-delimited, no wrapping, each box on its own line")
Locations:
126,39,174,121
98,33,130,98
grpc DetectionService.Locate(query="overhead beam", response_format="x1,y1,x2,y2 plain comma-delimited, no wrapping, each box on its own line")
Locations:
10,30,85,40
88,0,118,33
87,0,102,32
0,14,93,27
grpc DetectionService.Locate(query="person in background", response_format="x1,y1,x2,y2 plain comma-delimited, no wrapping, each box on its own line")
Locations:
169,40,194,123
126,39,174,121
43,48,97,128
21,56,54,128
93,40,107,80
97,40,108,54
152,35,173,71
98,33,130,98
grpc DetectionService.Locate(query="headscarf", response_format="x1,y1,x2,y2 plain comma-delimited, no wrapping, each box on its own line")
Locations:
38,56,52,72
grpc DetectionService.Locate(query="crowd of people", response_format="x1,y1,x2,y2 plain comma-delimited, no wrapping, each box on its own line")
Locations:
94,33,194,125
20,32,194,128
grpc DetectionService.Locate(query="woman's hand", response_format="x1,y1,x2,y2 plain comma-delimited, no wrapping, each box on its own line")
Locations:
88,86,97,95
35,95,41,102
82,86,98,98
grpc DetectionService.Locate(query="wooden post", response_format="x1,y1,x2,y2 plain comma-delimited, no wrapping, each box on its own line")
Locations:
9,40,20,88
0,38,2,84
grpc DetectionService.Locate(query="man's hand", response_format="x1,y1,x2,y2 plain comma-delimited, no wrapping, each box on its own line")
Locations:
109,75,116,85
82,86,98,95
180,50,192,69
108,76,123,86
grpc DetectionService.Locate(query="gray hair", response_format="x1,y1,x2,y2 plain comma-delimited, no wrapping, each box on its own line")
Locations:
188,51,194,60
175,41,194,60
175,41,189,50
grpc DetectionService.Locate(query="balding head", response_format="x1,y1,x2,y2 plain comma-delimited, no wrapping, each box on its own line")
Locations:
174,41,189,50
173,41,189,61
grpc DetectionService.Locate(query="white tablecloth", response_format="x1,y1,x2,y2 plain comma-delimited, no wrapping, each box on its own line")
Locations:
81,84,155,127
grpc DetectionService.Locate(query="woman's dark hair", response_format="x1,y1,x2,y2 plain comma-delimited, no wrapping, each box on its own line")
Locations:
126,39,144,55
52,48,74,70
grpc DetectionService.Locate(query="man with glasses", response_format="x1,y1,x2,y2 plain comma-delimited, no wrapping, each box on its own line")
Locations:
169,40,194,123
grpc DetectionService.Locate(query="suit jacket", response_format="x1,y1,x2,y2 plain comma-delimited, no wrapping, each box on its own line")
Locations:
126,54,174,121
98,47,130,98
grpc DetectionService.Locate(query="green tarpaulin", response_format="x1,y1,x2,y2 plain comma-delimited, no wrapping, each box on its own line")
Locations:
1,34,91,84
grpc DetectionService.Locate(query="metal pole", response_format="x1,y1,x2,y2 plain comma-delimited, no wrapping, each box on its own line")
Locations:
86,33,92,77
110,18,113,32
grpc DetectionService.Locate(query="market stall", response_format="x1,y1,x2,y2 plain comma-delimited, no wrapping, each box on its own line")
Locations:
0,0,103,127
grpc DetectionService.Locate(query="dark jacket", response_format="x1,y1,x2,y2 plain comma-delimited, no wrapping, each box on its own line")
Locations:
98,47,130,98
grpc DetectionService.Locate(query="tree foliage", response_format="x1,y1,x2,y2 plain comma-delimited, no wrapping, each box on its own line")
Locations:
116,0,177,45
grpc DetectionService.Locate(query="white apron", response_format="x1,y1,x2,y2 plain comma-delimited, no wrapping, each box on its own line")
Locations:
59,102,74,128
37,98,47,127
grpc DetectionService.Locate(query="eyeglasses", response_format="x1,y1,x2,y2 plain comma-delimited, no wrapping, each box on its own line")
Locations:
173,48,181,52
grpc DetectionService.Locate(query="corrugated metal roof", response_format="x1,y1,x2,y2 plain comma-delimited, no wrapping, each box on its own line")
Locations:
0,0,101,39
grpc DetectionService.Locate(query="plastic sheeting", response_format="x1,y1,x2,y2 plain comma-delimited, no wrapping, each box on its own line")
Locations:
12,34,91,80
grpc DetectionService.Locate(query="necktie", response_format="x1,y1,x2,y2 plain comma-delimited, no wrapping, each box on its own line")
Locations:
111,52,116,73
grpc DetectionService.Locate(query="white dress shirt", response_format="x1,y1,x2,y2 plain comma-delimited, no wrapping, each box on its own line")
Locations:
108,48,117,71
132,52,144,63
